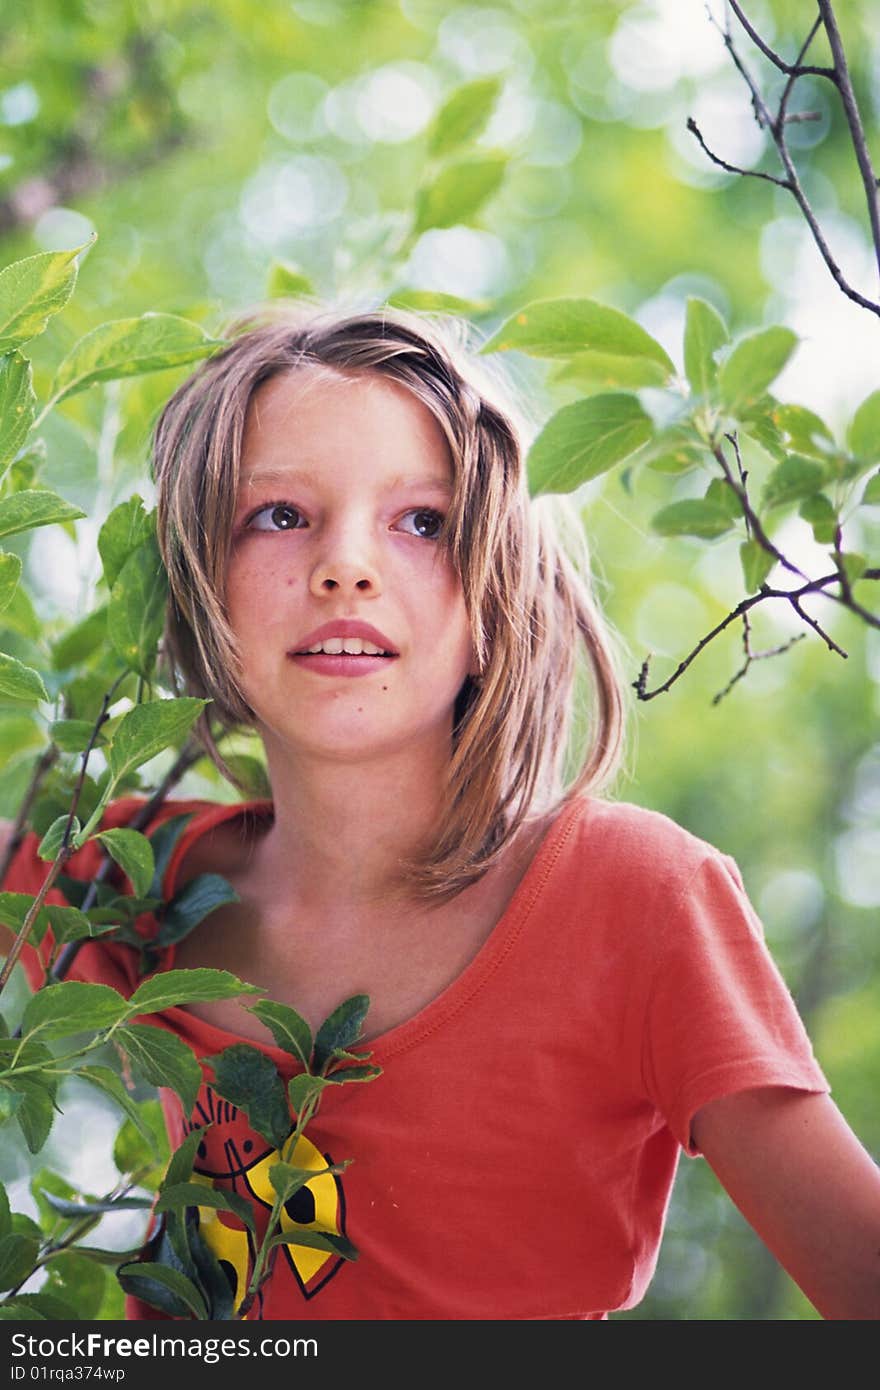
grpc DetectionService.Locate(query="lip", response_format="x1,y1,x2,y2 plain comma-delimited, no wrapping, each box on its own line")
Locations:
289,620,399,656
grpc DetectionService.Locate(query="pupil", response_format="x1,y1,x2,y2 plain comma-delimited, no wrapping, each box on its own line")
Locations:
415,510,440,538
272,505,298,529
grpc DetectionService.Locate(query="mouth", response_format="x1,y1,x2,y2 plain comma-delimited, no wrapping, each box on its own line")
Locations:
293,638,396,657
288,646,399,679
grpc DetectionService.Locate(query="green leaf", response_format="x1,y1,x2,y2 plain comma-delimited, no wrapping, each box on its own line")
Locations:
0,1086,23,1123
6,1292,78,1320
0,582,40,641
0,653,48,704
287,1073,329,1114
0,553,21,614
553,350,670,391
718,327,798,412
37,813,80,863
651,498,736,540
157,874,240,948
43,903,95,945
127,968,261,1017
49,719,107,753
739,540,776,592
114,1100,170,1184
862,471,880,506
146,813,195,897
774,403,834,458
0,489,86,541
838,552,867,586
107,538,168,678
206,1044,291,1150
116,1260,207,1320
266,1227,358,1260
683,296,729,399
0,243,86,353
739,399,787,461
527,394,653,497
155,1182,256,1234
0,354,36,472
266,259,315,298
162,1126,209,1192
268,1160,322,1204
799,492,838,543
43,1250,107,1320
481,298,675,373
0,1303,45,1320
21,982,128,1042
314,994,370,1071
41,1191,153,1217
703,477,742,521
0,714,42,769
116,1025,203,1114
77,1066,164,1151
108,698,209,785
428,76,502,158
98,496,154,590
0,892,92,948
326,1063,382,1084
50,314,225,406
248,1000,312,1068
761,454,826,510
846,389,880,464
221,754,272,799
13,1079,56,1153
414,155,507,233
50,605,108,671
641,426,707,475
0,1233,40,1291
94,828,155,899
385,289,489,315
0,1185,9,1241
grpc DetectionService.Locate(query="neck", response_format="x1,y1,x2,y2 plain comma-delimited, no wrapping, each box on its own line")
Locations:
249,731,453,917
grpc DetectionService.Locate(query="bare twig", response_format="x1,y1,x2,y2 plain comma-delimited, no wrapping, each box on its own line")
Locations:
698,3,880,318
725,1,834,79
0,744,60,888
633,568,858,701
48,735,207,986
816,0,880,287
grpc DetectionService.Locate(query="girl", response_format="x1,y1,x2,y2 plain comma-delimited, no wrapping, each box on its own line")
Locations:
3,305,880,1320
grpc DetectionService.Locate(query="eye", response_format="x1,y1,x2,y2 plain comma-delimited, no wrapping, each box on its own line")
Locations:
246,502,306,532
397,508,445,541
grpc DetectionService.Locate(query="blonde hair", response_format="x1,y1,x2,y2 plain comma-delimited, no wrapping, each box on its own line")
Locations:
151,302,630,903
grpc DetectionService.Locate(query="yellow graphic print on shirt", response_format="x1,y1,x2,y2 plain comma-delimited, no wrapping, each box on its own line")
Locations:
187,1096,348,1314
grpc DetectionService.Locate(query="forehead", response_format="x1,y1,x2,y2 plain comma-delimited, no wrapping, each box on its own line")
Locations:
239,366,454,481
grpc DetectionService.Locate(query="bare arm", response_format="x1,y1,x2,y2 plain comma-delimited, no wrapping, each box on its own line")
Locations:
691,1086,880,1319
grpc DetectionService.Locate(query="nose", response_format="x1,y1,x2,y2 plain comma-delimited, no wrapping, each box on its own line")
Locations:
307,521,383,598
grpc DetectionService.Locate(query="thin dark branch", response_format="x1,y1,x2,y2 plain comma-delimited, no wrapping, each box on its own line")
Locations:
725,0,834,78
686,118,790,188
816,0,880,288
701,3,880,318
778,16,825,130
713,442,809,580
0,744,59,887
633,569,852,701
48,735,207,986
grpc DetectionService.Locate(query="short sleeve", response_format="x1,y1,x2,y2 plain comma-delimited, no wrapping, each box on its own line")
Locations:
640,849,830,1158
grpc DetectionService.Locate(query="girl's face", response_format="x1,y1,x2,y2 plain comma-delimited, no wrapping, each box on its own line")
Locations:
225,367,477,767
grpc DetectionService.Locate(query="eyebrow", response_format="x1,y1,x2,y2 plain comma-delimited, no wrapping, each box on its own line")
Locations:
241,467,454,493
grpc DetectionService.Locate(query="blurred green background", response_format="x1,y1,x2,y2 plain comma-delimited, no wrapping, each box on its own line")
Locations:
2,0,879,1320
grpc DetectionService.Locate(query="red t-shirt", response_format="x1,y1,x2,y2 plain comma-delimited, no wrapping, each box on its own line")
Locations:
5,792,830,1320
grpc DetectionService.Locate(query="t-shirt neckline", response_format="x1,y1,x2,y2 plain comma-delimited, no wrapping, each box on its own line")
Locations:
153,793,584,1069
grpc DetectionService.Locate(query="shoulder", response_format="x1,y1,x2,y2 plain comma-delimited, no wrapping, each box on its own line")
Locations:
550,793,744,922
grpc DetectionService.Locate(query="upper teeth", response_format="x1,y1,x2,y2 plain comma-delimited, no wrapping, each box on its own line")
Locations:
305,638,387,655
